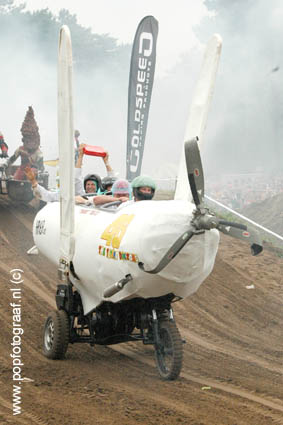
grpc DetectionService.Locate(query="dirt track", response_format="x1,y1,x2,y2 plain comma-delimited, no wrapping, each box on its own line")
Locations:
0,195,283,425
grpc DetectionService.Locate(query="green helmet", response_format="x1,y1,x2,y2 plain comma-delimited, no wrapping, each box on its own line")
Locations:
131,175,156,201
131,175,156,190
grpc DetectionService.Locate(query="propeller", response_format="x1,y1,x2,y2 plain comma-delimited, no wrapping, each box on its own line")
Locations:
139,137,263,274
185,137,263,255
185,136,204,208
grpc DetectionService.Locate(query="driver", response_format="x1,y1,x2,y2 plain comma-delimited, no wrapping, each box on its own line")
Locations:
131,175,156,201
92,176,156,206
5,106,44,180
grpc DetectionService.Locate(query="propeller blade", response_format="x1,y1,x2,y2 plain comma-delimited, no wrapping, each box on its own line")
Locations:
218,221,263,256
139,227,195,274
184,137,205,208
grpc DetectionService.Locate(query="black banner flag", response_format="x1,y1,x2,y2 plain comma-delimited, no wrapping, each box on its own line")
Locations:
126,16,158,181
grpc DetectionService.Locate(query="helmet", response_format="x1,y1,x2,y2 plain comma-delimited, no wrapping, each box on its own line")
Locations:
83,173,102,193
112,179,132,198
131,175,156,201
101,175,117,192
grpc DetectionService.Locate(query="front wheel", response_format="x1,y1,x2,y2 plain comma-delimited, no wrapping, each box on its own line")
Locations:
154,320,183,380
43,310,69,359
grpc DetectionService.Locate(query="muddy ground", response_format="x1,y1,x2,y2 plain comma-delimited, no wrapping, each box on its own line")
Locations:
0,195,282,425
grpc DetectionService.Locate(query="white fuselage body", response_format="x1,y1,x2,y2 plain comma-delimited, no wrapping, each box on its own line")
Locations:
33,200,219,314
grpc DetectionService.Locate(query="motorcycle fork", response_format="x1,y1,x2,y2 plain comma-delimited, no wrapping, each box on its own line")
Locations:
152,308,174,351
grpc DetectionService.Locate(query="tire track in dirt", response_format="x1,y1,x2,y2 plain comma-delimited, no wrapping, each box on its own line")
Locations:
1,198,283,424
179,326,283,375
0,259,55,308
113,345,283,416
0,200,57,308
0,393,50,425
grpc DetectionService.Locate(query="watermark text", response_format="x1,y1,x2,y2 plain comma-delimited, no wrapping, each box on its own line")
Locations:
10,269,24,416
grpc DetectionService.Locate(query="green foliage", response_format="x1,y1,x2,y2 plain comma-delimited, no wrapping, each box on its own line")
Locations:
0,2,131,78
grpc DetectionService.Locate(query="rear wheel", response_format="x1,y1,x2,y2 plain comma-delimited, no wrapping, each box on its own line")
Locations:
154,320,183,380
43,310,69,359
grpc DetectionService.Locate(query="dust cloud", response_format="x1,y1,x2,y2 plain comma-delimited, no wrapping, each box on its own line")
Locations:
1,2,282,193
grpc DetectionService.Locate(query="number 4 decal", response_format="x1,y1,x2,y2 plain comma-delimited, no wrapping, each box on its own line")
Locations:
101,214,134,249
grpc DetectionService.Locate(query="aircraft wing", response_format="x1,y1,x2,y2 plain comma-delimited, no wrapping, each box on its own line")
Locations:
175,34,222,201
57,25,75,279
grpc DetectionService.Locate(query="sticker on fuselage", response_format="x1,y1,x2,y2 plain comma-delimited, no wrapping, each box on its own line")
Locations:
99,214,138,262
35,219,46,235
79,208,100,216
100,214,134,249
98,245,139,263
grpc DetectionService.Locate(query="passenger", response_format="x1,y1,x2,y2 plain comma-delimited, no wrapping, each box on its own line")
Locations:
112,179,132,199
99,175,117,194
131,175,156,201
25,143,111,202
75,143,115,196
6,106,44,180
93,179,132,206
93,176,156,207
83,173,102,194
24,166,92,206
25,166,59,202
0,132,8,157
25,140,119,205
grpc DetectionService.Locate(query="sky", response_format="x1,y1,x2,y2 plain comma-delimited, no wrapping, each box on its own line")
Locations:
5,0,283,190
14,0,210,77
7,0,211,186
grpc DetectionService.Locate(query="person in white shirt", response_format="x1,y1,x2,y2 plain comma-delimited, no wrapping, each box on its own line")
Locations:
75,143,115,196
25,143,116,203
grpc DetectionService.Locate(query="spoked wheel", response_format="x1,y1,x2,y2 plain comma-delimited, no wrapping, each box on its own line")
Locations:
154,320,183,380
43,310,69,359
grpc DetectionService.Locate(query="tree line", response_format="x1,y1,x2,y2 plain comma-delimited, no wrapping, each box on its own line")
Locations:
0,1,131,78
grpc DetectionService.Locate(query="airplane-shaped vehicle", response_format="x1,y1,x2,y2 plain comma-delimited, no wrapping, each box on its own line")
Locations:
32,24,263,380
